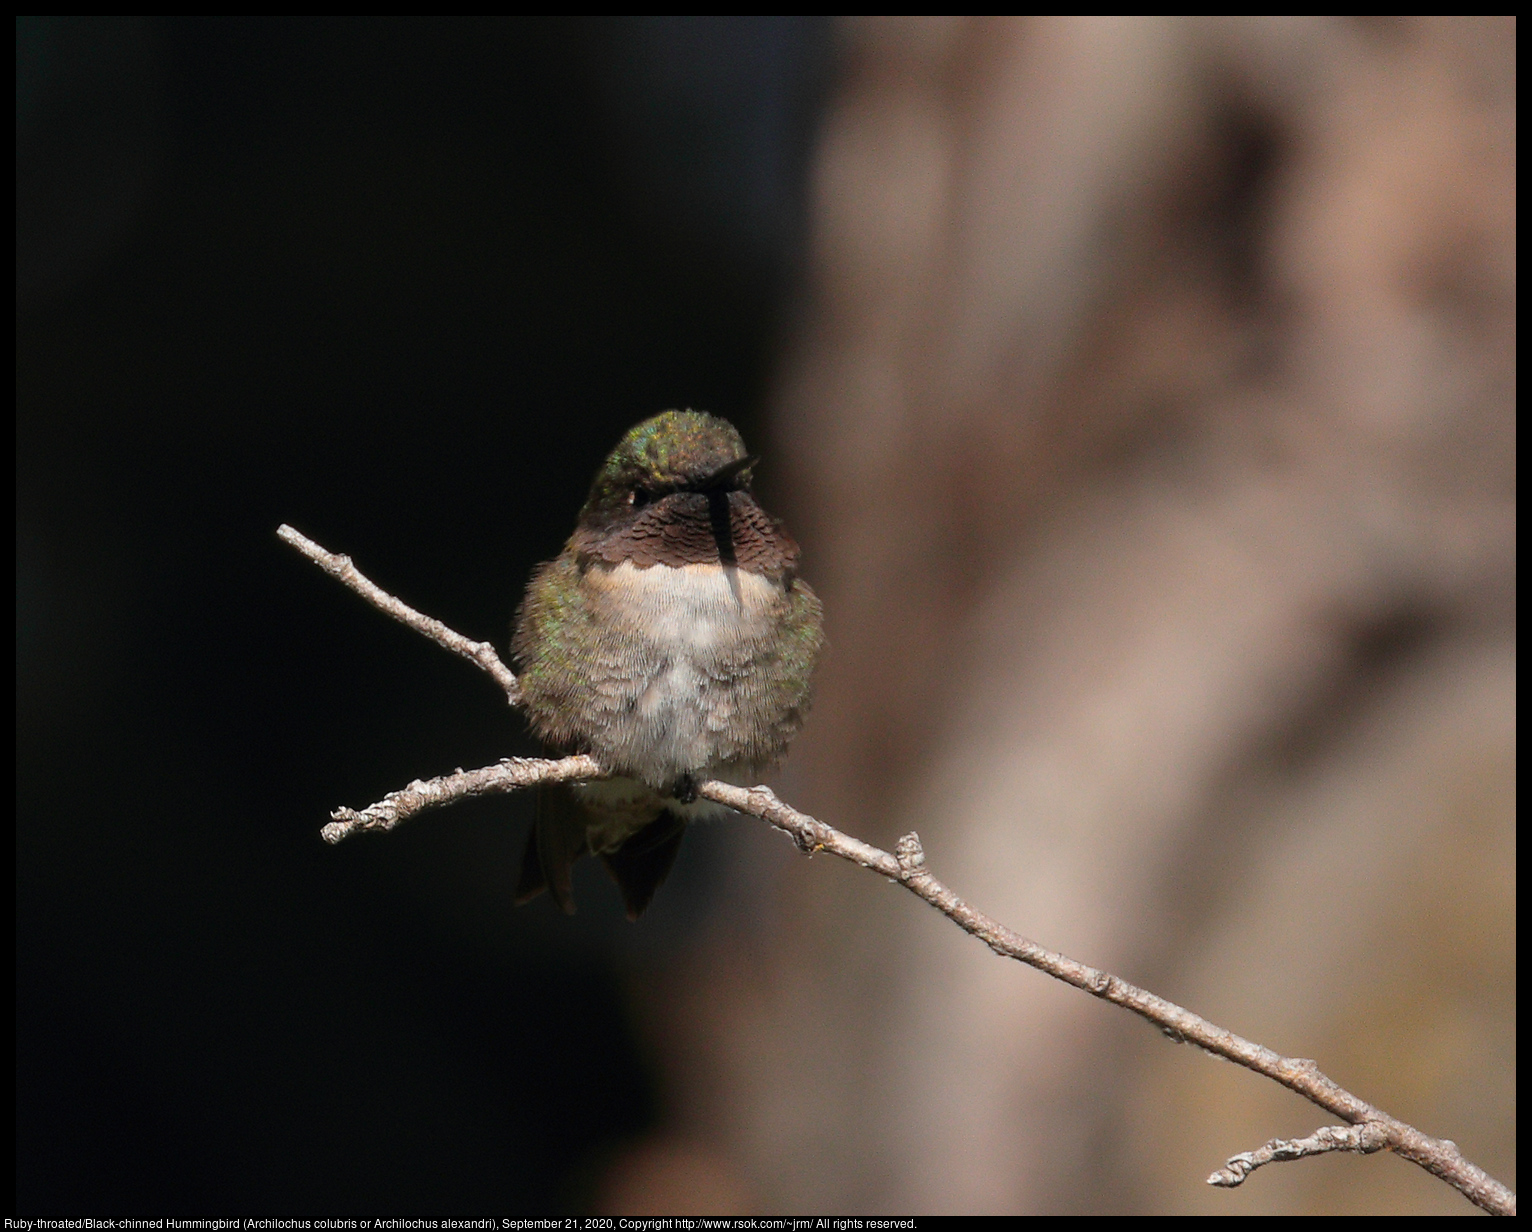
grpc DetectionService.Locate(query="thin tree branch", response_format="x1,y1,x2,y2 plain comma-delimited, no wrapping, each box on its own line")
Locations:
1207,1122,1389,1189
278,523,521,704
693,784,1514,1216
281,527,1516,1217
321,755,605,843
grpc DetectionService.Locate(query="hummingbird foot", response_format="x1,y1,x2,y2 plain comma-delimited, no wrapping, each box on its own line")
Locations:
671,774,699,805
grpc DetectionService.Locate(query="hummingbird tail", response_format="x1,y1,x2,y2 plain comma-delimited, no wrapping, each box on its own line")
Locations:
515,785,585,914
513,824,550,907
514,789,687,920
600,809,687,922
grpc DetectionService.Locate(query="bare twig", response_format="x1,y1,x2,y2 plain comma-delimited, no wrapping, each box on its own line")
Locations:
321,755,605,843
278,524,521,704
1208,1122,1389,1189
281,527,1517,1217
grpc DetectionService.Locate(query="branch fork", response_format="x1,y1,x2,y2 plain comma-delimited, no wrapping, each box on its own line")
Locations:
279,524,1515,1217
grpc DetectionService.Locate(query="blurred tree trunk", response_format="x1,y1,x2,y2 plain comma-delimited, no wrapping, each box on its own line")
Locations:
603,16,1514,1214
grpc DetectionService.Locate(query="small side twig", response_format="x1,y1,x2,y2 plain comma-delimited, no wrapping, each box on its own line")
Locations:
278,524,521,704
1208,1122,1390,1189
281,526,1517,1217
321,755,605,843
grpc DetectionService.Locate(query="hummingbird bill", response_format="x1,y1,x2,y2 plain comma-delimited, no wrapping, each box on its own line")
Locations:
511,410,824,919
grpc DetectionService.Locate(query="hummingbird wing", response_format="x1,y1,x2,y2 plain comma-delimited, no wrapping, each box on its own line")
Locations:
599,809,687,922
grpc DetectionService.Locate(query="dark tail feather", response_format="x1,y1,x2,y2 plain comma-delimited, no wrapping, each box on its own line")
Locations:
516,786,584,914
600,810,687,921
513,823,548,906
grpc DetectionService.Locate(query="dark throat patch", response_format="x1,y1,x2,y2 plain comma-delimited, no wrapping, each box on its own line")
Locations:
573,489,799,576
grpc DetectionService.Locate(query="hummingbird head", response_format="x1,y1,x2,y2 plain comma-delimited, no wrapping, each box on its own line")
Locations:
580,410,758,527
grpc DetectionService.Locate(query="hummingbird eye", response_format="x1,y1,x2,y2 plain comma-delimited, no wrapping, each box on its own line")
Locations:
630,487,652,509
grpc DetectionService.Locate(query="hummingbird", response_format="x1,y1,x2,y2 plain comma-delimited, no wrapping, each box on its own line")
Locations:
511,410,824,919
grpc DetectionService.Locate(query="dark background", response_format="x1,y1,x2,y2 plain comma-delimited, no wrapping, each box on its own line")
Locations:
17,17,831,1209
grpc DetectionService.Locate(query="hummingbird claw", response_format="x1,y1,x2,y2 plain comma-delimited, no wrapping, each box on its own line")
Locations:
672,774,698,805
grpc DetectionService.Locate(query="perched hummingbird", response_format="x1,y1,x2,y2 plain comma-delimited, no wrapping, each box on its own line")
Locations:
511,410,824,919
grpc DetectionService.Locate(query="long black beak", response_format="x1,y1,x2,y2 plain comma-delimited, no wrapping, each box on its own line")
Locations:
696,454,758,491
